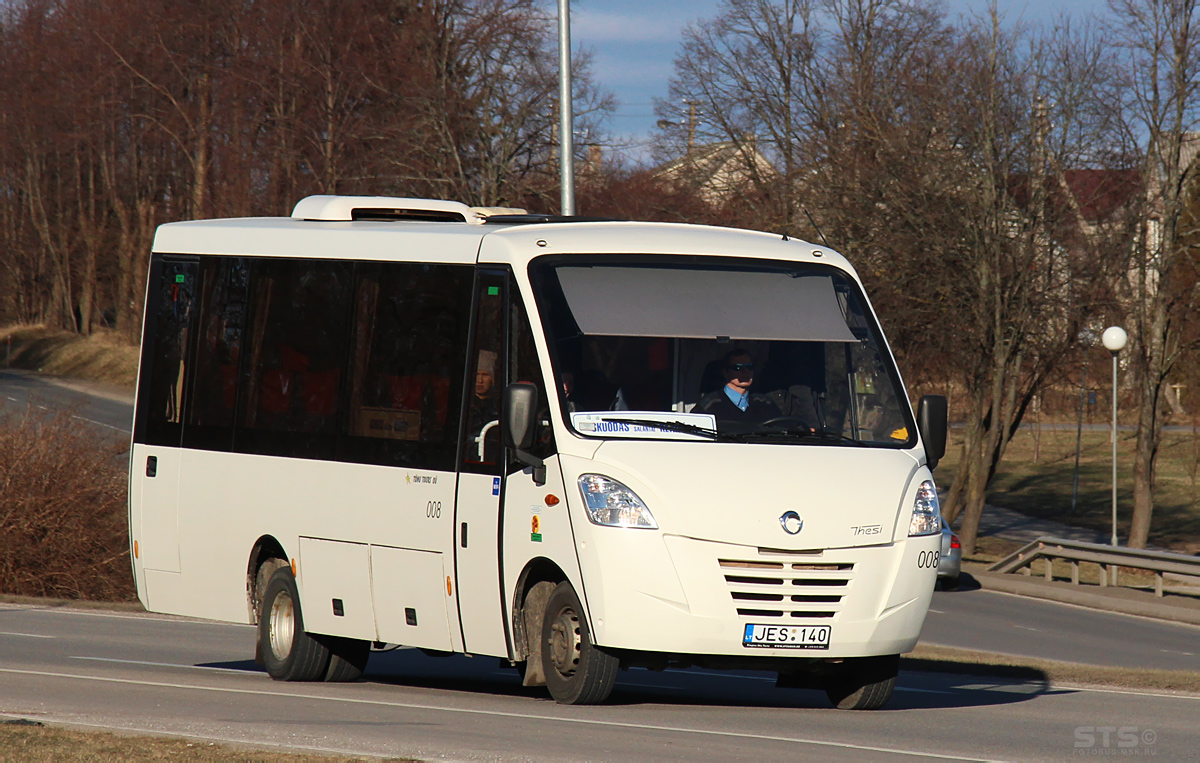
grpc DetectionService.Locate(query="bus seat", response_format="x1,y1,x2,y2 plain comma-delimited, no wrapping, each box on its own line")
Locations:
303,370,340,416
259,370,293,414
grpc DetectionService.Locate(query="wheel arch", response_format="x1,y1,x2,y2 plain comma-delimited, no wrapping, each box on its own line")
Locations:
247,535,289,623
510,556,569,661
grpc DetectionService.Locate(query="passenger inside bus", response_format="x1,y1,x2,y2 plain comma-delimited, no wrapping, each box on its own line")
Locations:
466,349,501,463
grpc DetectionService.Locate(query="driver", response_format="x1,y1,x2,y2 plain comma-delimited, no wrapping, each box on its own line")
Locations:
692,349,782,428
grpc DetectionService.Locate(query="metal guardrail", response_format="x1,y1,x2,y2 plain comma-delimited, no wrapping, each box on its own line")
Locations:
988,537,1200,597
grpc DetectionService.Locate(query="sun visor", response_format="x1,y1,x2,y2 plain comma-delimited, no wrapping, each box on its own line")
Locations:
554,266,859,342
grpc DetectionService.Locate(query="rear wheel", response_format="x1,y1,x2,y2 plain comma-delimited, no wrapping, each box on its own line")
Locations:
259,566,331,681
321,636,370,682
541,581,619,705
824,654,899,710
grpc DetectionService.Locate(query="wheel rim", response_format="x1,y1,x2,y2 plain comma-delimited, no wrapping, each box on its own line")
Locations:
548,605,582,678
268,591,295,662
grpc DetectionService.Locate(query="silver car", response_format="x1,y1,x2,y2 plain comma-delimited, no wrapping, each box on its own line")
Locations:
938,516,962,590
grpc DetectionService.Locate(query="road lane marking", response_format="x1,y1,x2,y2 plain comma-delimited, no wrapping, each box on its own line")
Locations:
0,604,255,627
69,657,249,673
1055,683,1200,701
894,687,955,695
0,667,1002,761
72,415,129,433
927,608,946,614
0,631,55,639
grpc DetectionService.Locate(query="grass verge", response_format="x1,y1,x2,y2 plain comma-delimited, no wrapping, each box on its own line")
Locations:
0,323,138,388
939,426,1200,554
0,720,394,761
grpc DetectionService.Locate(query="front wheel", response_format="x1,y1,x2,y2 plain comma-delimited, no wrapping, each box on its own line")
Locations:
824,654,899,710
259,566,331,681
541,581,619,705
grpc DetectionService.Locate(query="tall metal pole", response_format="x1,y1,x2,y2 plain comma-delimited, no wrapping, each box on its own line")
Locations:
558,0,575,216
1110,351,1119,547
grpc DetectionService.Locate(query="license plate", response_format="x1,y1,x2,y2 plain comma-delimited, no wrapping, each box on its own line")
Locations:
742,623,830,649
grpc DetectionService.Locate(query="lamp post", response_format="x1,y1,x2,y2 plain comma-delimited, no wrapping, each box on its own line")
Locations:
558,0,575,216
1101,326,1127,549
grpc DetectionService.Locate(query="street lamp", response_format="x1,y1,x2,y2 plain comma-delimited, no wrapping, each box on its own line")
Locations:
1101,326,1127,549
558,0,575,216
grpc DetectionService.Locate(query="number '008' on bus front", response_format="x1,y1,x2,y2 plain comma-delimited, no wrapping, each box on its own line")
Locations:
742,624,831,649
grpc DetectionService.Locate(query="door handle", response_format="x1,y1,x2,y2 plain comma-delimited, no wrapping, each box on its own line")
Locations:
146,456,157,478
460,522,468,548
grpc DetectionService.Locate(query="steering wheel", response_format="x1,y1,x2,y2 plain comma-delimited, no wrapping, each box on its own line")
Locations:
759,416,815,431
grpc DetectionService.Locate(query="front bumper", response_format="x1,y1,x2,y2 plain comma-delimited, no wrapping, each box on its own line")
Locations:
578,530,940,659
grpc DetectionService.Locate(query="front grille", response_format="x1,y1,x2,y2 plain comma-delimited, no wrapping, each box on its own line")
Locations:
719,557,854,620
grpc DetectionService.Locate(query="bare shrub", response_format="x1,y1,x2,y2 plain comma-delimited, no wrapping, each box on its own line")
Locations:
0,402,134,601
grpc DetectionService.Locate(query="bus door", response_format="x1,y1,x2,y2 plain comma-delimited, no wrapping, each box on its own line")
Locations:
454,271,509,656
134,256,198,574
453,272,570,658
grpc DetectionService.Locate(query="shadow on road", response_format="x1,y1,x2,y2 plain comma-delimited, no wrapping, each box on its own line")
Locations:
211,647,1057,712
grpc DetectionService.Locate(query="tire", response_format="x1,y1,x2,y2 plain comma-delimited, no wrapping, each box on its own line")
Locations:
321,636,370,682
940,574,960,591
259,566,331,681
253,558,288,667
541,581,619,705
824,654,899,710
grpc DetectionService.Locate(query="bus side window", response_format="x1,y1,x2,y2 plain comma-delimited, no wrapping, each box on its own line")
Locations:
139,258,198,447
184,257,248,451
236,259,351,459
510,294,554,465
342,262,472,471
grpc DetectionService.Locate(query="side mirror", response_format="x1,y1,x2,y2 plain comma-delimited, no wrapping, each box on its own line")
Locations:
503,382,538,451
916,395,948,471
502,382,545,485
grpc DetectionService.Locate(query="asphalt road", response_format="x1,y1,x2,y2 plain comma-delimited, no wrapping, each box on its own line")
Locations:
0,369,133,434
1,603,1197,761
924,587,1200,672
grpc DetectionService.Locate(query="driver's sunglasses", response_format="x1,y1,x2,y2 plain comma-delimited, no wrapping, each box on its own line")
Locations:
727,362,755,372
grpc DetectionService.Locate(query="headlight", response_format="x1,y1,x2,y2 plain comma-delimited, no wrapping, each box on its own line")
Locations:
577,474,657,529
908,479,941,536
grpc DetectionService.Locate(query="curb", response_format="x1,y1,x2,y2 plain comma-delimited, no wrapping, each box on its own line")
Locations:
971,569,1200,626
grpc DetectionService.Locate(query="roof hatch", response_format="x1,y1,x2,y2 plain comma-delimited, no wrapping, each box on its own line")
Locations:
290,195,525,224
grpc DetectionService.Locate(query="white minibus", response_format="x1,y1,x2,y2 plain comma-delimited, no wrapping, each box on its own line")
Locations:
129,195,947,710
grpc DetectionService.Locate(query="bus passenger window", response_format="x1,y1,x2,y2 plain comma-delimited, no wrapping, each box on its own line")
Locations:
237,259,351,459
342,262,472,471
141,259,197,447
185,257,248,451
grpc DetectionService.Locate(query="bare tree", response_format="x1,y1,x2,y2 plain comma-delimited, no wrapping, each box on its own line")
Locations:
657,0,1129,554
1107,0,1200,548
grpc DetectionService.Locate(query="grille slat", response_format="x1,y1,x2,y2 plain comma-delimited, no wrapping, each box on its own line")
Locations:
721,556,855,620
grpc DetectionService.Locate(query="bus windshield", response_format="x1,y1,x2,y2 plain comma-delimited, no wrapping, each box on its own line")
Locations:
529,257,914,447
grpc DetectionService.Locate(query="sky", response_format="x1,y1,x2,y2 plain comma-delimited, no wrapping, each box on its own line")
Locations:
569,0,1108,166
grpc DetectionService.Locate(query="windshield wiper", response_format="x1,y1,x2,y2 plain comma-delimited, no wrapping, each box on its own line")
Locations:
598,417,719,440
727,426,866,446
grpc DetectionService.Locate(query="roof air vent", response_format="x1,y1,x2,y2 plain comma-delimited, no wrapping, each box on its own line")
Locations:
292,195,489,223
